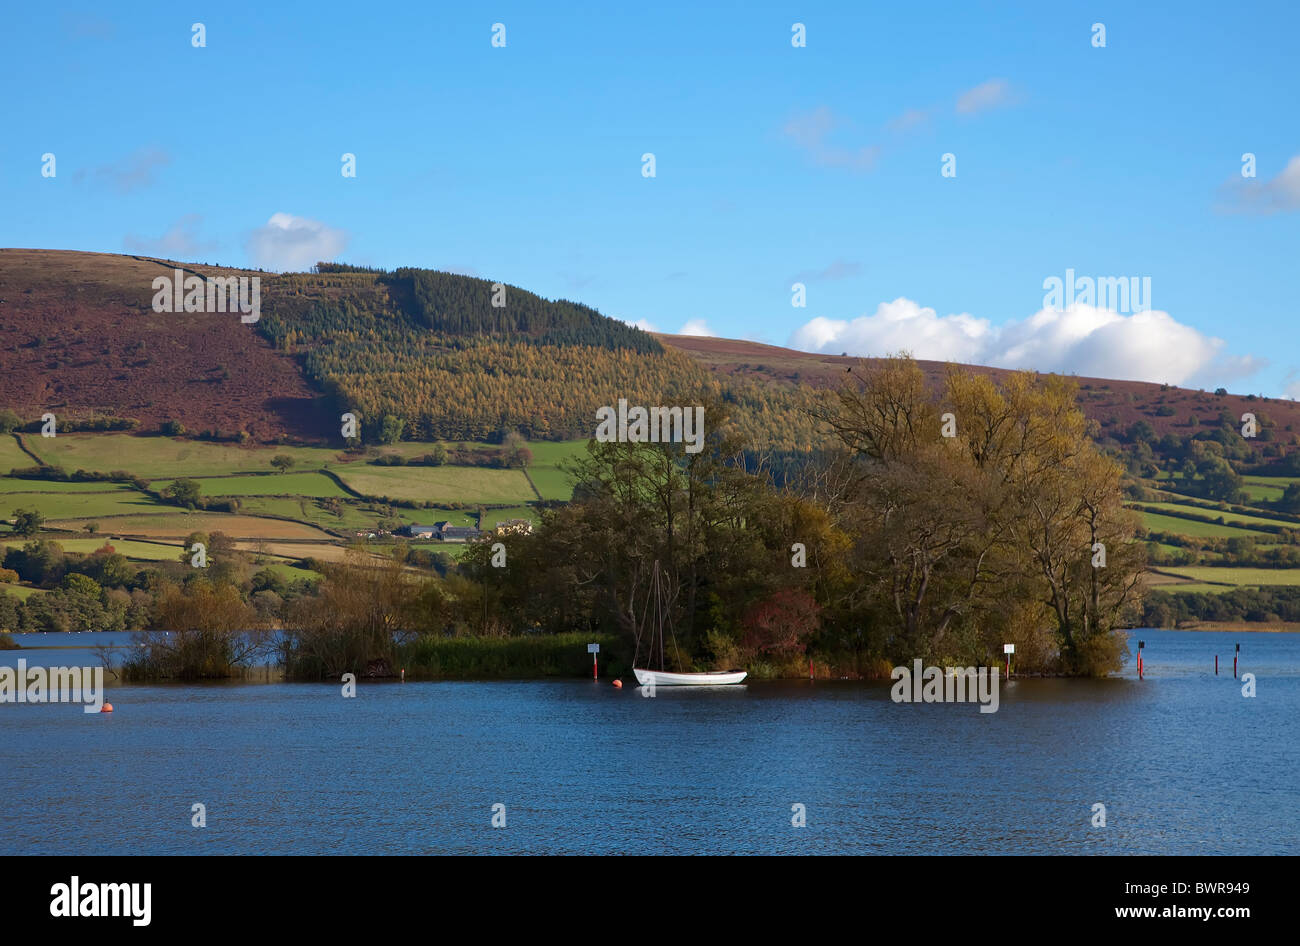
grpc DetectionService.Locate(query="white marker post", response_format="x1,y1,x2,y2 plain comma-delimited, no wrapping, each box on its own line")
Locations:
588,642,600,681
1003,643,1014,681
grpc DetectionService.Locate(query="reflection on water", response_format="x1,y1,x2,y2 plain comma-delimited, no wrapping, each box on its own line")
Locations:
1,629,1297,854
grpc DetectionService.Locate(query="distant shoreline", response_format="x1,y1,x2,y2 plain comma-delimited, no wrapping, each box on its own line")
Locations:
1166,621,1300,633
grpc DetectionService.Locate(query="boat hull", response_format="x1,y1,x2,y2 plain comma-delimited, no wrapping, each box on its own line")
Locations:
632,668,748,686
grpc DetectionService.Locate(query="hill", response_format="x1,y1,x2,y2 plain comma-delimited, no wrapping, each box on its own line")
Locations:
5,249,1300,618
5,248,1299,463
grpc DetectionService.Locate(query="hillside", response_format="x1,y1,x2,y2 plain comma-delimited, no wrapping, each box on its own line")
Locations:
0,249,331,441
660,333,1300,458
5,248,1300,621
5,248,1299,461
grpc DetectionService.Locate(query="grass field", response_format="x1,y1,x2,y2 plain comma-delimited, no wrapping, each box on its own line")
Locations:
23,434,351,478
1136,509,1275,541
1156,566,1300,587
153,472,349,497
0,584,48,600
412,508,478,528
0,437,34,472
2,537,182,560
1158,583,1240,595
234,496,397,533
45,513,333,540
0,477,130,494
4,489,161,520
1140,501,1294,531
525,440,585,501
334,465,535,504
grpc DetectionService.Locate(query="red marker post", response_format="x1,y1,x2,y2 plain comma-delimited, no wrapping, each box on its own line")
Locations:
588,642,600,681
1234,643,1239,680
1003,643,1014,680
1137,639,1145,680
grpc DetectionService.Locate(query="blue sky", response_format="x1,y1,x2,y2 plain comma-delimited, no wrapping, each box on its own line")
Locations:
2,1,1297,395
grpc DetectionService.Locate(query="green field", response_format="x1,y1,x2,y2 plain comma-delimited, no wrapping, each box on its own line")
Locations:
0,477,130,493
45,512,333,540
1240,475,1298,503
335,465,535,504
1141,501,1294,531
525,440,585,501
1159,583,1240,595
1136,509,1275,541
23,434,350,478
482,506,538,528
153,472,349,498
0,437,34,472
4,489,161,520
1156,566,1300,587
3,537,182,560
0,584,48,600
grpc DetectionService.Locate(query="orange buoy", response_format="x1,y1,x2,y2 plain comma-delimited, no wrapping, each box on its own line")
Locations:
100,703,113,713
611,679,623,689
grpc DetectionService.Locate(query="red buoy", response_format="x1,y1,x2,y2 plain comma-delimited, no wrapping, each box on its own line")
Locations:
100,703,113,713
612,679,623,689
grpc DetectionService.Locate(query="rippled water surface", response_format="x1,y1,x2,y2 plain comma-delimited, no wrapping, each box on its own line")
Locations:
2,629,1296,854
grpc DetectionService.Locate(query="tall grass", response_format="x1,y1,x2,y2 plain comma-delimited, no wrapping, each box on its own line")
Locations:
398,632,628,679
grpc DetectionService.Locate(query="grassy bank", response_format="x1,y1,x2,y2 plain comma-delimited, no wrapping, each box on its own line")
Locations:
398,632,630,680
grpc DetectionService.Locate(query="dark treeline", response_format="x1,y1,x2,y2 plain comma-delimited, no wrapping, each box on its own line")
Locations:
1143,586,1300,626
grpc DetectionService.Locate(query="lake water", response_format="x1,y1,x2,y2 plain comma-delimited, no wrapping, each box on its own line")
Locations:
1,629,1296,855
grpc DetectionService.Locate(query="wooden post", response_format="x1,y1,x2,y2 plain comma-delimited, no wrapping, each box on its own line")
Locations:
1138,640,1144,680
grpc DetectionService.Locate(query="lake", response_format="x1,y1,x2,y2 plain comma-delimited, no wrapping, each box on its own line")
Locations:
1,629,1296,855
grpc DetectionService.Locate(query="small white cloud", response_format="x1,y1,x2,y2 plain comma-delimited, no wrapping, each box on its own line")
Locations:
790,259,862,284
245,213,349,272
782,106,880,172
123,214,218,259
678,319,716,337
626,318,659,332
789,297,1262,388
885,107,932,134
75,147,171,193
955,78,1014,116
1224,154,1300,214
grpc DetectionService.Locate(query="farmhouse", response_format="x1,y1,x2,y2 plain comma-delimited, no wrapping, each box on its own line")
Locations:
406,524,439,538
440,525,481,542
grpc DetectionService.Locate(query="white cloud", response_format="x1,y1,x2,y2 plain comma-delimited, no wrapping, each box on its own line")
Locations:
679,319,716,337
790,259,861,283
245,213,349,272
1225,154,1300,214
789,297,1262,387
123,214,218,258
955,78,1014,116
75,147,171,193
626,317,659,332
781,106,880,172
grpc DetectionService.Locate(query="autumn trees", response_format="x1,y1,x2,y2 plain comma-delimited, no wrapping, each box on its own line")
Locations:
824,357,1145,675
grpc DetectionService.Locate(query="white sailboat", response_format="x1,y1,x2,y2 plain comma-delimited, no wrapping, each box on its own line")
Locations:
631,561,747,686
633,667,748,687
